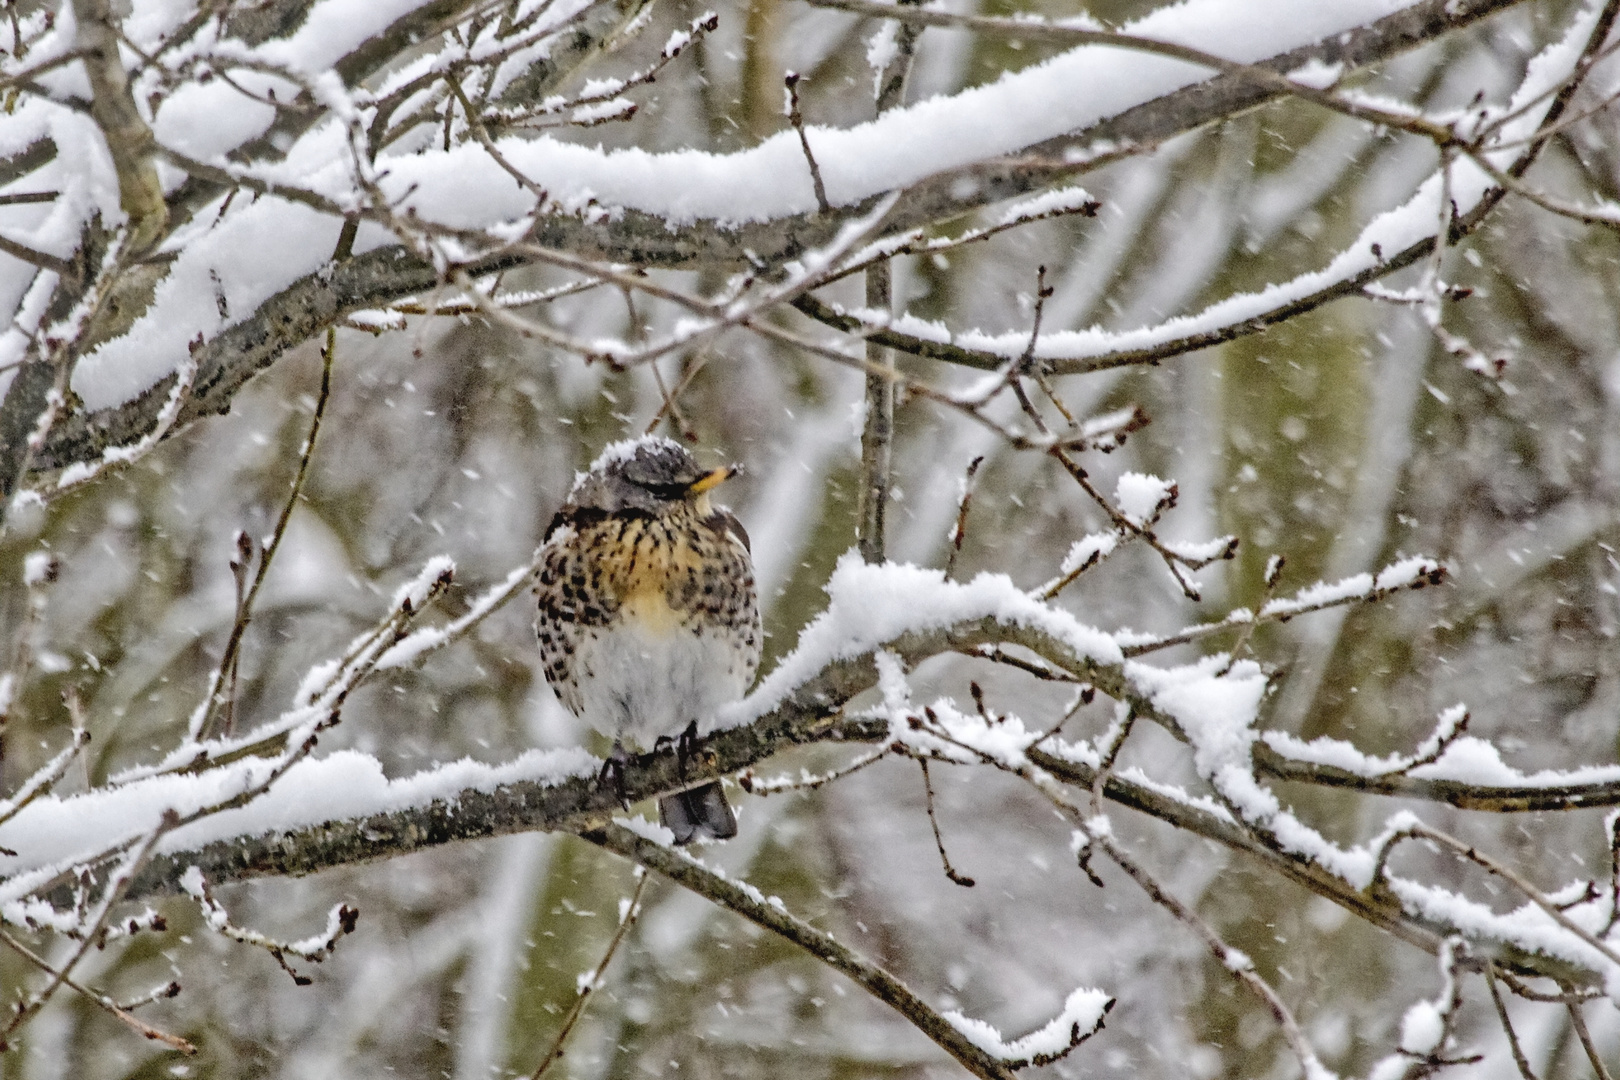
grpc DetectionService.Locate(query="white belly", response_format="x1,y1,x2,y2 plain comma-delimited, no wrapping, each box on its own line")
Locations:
570,621,750,749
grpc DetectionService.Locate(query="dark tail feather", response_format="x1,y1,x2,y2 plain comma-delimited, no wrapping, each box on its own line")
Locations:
659,782,737,844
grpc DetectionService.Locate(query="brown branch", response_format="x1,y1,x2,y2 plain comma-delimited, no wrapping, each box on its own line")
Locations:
71,0,167,249
23,0,1533,486
0,929,194,1054
529,871,647,1080
1485,965,1542,1080
0,232,67,273
1569,1001,1616,1080
584,821,1021,1080
58,608,1602,995
196,333,335,741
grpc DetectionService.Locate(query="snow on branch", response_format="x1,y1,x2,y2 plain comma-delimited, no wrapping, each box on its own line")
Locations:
943,987,1113,1069
1367,939,1477,1080
0,0,1518,460
790,0,1608,378
0,550,1606,1000
1119,556,1447,657
182,867,358,985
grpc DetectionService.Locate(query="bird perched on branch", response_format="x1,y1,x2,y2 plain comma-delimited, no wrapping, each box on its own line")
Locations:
537,436,760,843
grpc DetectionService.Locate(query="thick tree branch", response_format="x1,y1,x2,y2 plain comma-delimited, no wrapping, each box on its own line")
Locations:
22,0,1531,481
75,608,1612,992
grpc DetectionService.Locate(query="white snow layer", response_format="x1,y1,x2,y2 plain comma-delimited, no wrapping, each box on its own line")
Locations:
0,747,598,888
37,0,1444,411
945,986,1111,1063
725,553,1122,729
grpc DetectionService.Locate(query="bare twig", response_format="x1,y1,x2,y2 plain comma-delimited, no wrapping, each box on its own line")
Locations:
0,929,194,1053
1086,823,1330,1080
0,812,177,1044
1219,555,1286,673
586,820,1023,1079
1485,965,1541,1080
1569,1000,1615,1080
784,72,831,215
945,456,985,579
920,759,975,887
1121,560,1446,657
196,333,335,741
529,871,649,1079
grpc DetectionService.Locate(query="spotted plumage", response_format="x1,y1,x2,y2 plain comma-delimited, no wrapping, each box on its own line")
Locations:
536,437,761,843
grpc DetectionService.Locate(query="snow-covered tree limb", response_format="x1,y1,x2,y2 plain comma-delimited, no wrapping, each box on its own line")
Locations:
10,0,1538,483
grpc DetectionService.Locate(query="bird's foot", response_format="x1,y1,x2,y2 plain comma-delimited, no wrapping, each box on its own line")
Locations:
676,720,701,779
597,742,633,810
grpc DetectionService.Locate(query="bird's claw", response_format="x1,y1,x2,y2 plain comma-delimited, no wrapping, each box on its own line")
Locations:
676,720,701,780
597,743,633,810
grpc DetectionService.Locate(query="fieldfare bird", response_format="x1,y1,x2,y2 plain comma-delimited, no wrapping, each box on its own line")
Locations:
536,436,761,843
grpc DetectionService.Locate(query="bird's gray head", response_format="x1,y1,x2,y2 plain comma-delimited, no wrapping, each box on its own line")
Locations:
569,436,738,515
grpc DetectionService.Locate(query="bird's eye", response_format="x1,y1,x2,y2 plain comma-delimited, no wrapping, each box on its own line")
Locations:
637,480,689,499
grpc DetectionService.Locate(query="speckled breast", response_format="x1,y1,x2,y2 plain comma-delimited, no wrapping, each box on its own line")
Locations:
536,504,761,748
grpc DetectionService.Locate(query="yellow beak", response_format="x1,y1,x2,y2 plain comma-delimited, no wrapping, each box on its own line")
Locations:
686,465,740,495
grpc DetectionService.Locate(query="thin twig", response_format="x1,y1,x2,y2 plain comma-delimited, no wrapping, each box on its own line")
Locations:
739,745,891,795
1568,1000,1615,1080
784,72,831,214
645,359,695,439
945,455,984,579
1485,965,1541,1080
0,233,67,273
196,333,335,741
920,759,975,887
0,812,177,1044
530,871,649,1080
1219,555,1285,674
0,929,194,1054
586,821,1020,1080
645,351,713,435
1123,559,1445,657
1088,825,1330,1080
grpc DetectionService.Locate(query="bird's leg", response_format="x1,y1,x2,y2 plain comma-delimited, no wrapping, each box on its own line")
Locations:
676,720,701,779
597,741,633,810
